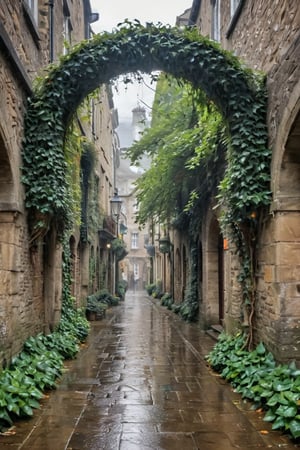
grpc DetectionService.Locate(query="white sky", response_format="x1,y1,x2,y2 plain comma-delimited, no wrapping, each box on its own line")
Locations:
90,0,192,33
89,0,192,145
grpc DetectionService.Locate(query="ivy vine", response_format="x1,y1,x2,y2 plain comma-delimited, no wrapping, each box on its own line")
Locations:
22,22,270,235
21,23,271,343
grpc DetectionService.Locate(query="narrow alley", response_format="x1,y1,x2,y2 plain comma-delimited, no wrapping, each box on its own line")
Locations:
1,291,298,450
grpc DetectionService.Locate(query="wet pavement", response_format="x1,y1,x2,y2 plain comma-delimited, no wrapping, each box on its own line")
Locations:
0,290,299,450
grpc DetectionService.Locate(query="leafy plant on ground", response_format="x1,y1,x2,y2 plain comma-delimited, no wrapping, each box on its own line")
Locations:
117,279,128,300
146,280,163,299
86,294,108,319
161,293,174,310
0,315,87,431
206,333,300,440
145,283,157,296
0,250,90,432
95,289,120,306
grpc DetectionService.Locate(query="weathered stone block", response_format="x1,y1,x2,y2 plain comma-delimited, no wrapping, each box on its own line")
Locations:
275,242,300,265
274,213,300,241
275,264,300,282
0,242,20,271
264,265,275,283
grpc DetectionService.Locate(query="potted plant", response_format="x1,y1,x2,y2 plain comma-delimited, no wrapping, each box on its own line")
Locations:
86,295,107,321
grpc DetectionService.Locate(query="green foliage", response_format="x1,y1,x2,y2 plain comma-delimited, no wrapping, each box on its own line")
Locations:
206,334,300,440
80,142,99,242
58,308,89,343
117,279,128,300
0,236,90,432
0,301,89,432
174,245,199,322
129,77,225,227
64,119,86,227
145,283,157,296
111,238,128,261
176,299,199,321
146,280,163,298
21,22,271,348
91,289,120,306
22,22,270,237
161,293,174,310
86,295,107,318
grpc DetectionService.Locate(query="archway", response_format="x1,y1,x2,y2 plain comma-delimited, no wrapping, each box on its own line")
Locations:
267,104,300,360
202,211,223,326
22,23,270,236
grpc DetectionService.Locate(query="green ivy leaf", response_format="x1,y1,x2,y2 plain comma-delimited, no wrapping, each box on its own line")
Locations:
275,404,298,418
289,418,300,439
256,342,266,355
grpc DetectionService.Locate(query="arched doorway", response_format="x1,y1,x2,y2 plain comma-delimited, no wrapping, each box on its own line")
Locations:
202,212,224,326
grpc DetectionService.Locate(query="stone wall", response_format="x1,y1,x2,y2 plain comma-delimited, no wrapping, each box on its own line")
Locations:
196,0,300,362
196,0,300,148
0,0,89,366
0,212,40,366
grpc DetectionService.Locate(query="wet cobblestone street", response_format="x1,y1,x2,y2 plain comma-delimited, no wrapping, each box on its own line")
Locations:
1,291,299,450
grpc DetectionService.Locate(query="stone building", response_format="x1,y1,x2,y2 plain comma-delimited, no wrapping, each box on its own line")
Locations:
117,106,151,291
0,1,117,366
172,0,299,363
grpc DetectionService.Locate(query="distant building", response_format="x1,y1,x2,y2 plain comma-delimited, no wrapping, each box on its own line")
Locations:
117,106,151,290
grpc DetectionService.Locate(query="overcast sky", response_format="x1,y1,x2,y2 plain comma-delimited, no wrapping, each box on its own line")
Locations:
90,0,192,33
89,0,192,145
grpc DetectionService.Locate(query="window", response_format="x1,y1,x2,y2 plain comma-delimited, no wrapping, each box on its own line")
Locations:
211,0,220,42
63,16,72,54
131,232,139,249
133,199,139,213
230,0,240,17
25,0,38,23
23,0,40,43
63,0,72,54
226,0,245,38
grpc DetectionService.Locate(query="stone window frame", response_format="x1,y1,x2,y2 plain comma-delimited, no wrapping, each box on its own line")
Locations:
226,0,246,38
131,232,139,249
211,0,221,42
22,0,41,46
63,0,73,55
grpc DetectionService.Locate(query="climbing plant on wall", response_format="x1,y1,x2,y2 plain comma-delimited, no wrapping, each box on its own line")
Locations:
128,75,226,228
22,22,271,345
22,21,270,234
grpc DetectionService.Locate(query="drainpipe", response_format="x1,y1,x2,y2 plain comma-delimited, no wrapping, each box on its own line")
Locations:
49,0,54,62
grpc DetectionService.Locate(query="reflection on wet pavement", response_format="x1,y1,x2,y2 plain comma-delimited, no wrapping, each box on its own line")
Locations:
1,291,299,449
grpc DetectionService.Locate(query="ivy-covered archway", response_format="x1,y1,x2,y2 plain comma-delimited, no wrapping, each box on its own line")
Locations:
22,22,270,234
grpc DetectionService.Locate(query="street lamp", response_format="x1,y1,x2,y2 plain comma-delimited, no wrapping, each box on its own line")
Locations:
110,191,122,230
110,190,123,295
